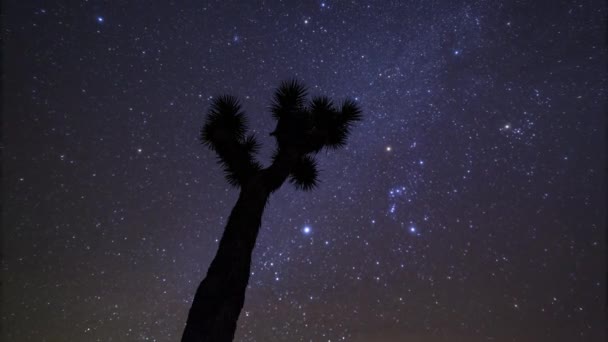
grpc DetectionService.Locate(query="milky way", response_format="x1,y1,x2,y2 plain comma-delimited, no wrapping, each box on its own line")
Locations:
3,1,606,341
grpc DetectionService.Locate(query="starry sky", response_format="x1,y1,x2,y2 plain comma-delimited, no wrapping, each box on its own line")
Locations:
3,1,607,341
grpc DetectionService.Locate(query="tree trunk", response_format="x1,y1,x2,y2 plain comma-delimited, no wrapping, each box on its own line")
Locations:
182,151,296,341
181,180,270,342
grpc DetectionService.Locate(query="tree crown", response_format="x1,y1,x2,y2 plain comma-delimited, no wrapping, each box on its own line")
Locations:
201,80,362,191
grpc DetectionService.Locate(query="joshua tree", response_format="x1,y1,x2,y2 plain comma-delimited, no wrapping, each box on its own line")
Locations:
181,80,362,341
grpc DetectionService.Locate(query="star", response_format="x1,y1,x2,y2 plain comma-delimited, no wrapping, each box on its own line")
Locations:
302,225,312,235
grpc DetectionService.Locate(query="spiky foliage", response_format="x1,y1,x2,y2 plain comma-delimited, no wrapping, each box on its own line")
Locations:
266,80,362,191
200,80,361,191
200,95,261,187
323,99,363,149
289,155,319,191
270,79,308,120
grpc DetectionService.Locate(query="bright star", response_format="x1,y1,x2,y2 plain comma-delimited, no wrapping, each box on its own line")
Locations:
386,146,392,152
303,226,311,235
409,226,416,233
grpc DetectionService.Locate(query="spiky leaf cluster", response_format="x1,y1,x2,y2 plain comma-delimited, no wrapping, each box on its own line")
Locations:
270,80,308,120
289,155,319,191
269,80,362,191
200,80,361,192
270,82,362,153
325,99,363,149
200,95,261,187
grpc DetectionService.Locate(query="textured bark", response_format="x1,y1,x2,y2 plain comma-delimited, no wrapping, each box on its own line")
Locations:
182,153,295,342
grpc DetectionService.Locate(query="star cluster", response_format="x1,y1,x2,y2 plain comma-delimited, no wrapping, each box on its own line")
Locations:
3,1,606,341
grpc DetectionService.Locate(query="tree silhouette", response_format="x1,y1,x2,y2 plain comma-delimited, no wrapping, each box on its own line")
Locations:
181,80,362,341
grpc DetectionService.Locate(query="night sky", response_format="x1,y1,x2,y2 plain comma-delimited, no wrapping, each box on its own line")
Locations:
3,1,607,341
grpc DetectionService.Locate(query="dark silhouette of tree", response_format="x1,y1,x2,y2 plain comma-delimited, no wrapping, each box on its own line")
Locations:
181,80,362,341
